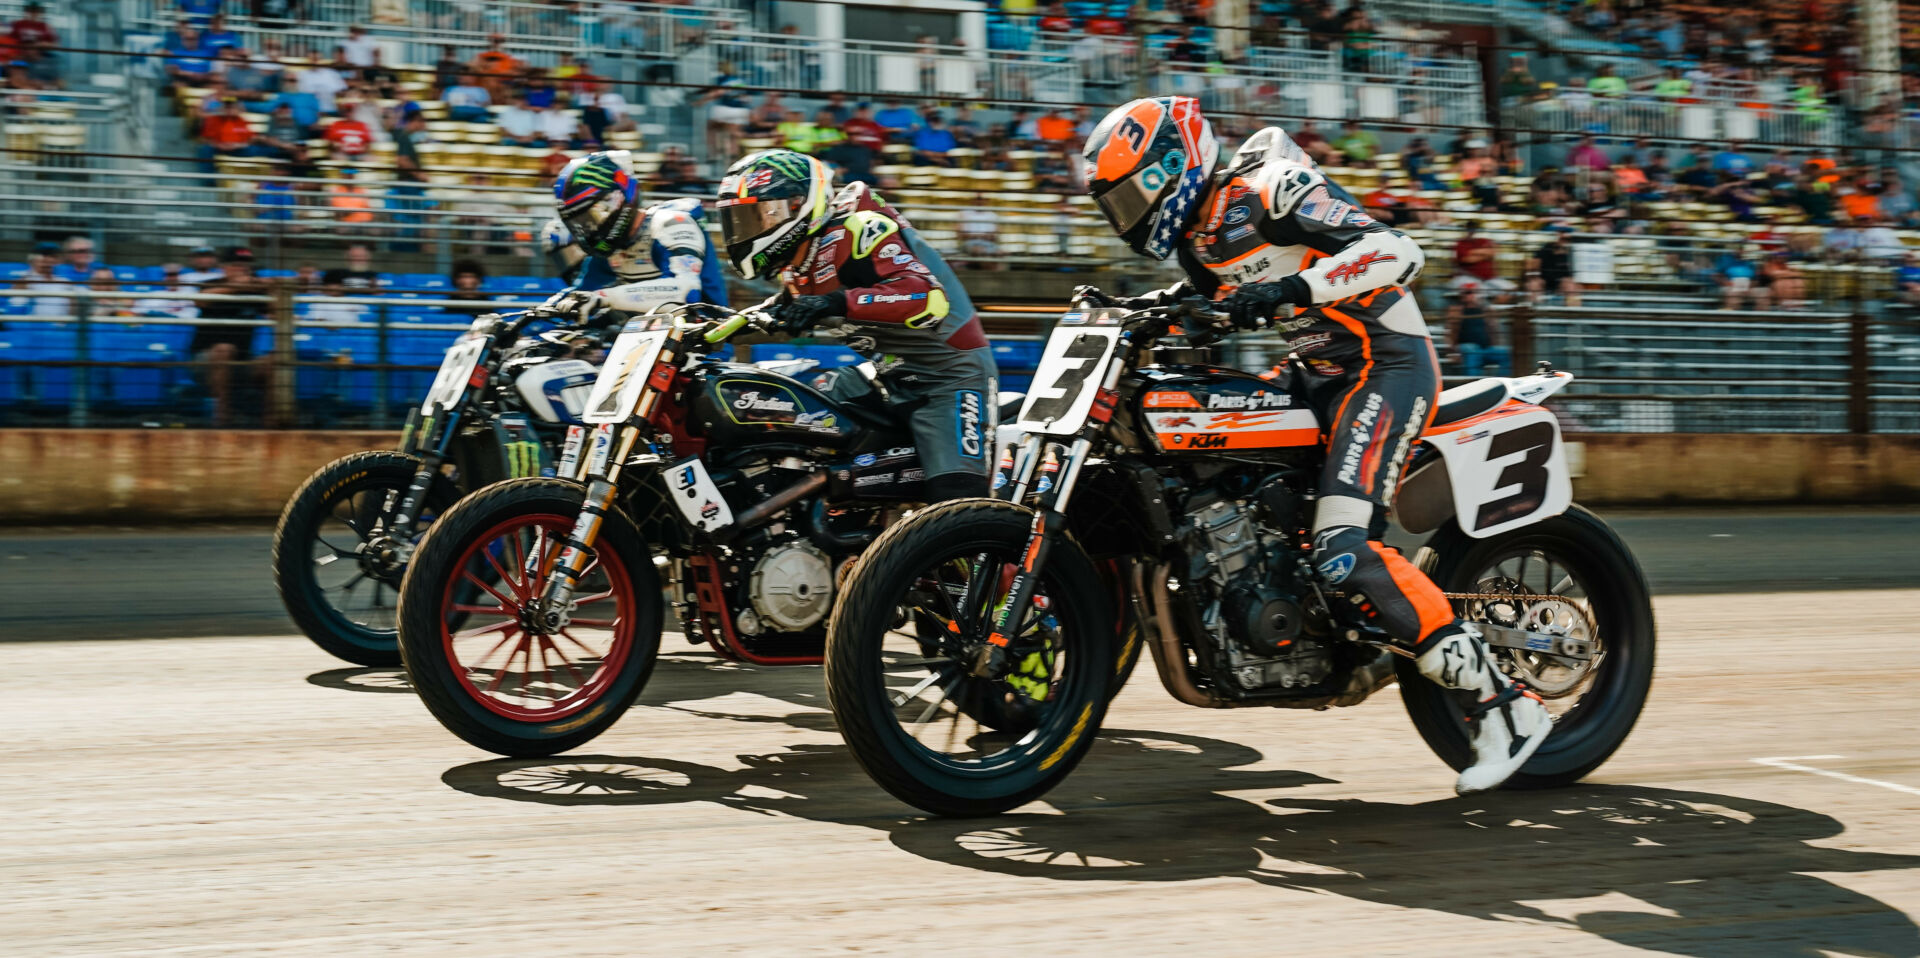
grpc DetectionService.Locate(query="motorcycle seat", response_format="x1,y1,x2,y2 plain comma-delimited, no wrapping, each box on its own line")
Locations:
1432,378,1510,426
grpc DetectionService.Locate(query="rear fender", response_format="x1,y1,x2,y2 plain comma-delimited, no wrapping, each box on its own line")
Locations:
1402,401,1571,539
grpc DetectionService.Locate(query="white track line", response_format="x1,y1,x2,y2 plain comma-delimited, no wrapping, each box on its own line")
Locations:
1751,755,1920,798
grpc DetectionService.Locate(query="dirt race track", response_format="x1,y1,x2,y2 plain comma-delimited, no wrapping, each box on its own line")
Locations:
3,577,1919,955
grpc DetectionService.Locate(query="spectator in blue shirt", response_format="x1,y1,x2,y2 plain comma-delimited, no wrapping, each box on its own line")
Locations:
201,13,242,52
267,90,321,130
177,0,221,25
910,113,957,167
256,165,296,223
50,236,100,283
873,99,922,142
1898,250,1920,308
443,74,493,122
1711,143,1752,177
164,25,216,87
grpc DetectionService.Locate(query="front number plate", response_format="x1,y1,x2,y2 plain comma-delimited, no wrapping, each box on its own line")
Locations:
1015,325,1120,436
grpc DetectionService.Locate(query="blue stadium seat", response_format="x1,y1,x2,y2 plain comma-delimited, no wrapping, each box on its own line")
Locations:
258,268,296,279
22,325,76,408
137,265,168,282
1000,374,1032,394
990,340,1043,371
0,328,21,406
389,326,460,405
99,326,183,407
0,262,28,280
396,273,449,291
484,275,552,293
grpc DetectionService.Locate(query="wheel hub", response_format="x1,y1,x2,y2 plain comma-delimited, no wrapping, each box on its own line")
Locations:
359,535,406,580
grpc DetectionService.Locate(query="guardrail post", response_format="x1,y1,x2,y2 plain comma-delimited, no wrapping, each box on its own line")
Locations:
70,294,91,428
268,279,295,429
375,304,391,426
1509,302,1536,371
1847,310,1871,434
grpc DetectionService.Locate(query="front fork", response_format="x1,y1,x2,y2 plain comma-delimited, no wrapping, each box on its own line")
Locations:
534,423,641,632
387,405,459,561
969,435,1093,679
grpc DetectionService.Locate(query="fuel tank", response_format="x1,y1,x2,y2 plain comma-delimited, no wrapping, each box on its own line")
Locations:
686,362,874,450
1114,365,1322,457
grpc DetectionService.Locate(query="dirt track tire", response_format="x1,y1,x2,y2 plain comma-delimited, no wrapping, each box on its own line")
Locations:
273,451,454,666
1396,504,1656,789
396,478,662,757
826,498,1113,817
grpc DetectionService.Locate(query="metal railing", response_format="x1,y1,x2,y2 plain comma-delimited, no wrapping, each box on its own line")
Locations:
1,90,143,165
1511,95,1843,148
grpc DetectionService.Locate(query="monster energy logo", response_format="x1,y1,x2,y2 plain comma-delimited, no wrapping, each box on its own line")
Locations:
569,164,617,188
409,416,436,452
504,441,542,478
758,152,811,179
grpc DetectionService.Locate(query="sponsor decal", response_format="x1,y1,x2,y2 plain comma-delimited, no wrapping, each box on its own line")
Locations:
811,370,839,391
900,468,923,482
1224,205,1251,226
1316,552,1356,583
1277,314,1319,333
811,265,837,283
795,410,839,431
956,390,985,459
1186,433,1228,449
1224,224,1255,242
1159,415,1194,428
733,390,797,413
854,473,892,488
878,243,902,259
1143,390,1200,408
1325,250,1399,285
1291,331,1333,353
1058,311,1088,325
1454,429,1491,445
854,292,927,305
854,453,877,467
905,261,930,273
1035,474,1054,494
1335,392,1385,487
1205,390,1292,410
503,440,543,478
992,471,1008,490
700,500,722,521
1306,359,1345,376
1161,150,1186,175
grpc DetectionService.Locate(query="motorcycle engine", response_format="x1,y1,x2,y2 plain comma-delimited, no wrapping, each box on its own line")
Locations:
1179,486,1333,692
745,540,835,633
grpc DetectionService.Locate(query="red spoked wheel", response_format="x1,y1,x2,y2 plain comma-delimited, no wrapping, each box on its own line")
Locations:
444,513,635,722
398,478,662,757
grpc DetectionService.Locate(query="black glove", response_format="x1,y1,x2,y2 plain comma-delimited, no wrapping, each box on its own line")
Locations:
1218,277,1311,330
771,293,845,335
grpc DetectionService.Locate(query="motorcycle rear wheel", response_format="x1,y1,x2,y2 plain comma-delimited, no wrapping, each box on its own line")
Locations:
396,478,662,757
826,499,1113,817
1396,504,1655,789
273,450,455,666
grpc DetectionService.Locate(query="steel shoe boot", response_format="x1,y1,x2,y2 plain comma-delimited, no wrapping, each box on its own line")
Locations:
1416,623,1552,795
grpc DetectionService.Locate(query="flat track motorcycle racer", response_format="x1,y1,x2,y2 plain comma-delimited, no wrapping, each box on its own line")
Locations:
824,297,1655,816
273,307,606,665
393,302,1031,757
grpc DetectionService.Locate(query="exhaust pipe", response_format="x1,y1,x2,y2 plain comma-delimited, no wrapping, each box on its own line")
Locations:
1135,561,1227,708
731,471,829,530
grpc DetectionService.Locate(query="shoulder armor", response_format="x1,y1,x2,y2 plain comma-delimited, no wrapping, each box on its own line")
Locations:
841,209,901,260
1255,158,1326,218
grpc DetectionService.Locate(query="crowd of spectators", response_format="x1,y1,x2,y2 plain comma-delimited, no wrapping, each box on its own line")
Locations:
2,2,61,91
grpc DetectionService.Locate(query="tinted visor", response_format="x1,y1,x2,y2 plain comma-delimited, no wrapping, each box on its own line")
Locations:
1094,165,1165,236
560,191,629,253
717,197,794,248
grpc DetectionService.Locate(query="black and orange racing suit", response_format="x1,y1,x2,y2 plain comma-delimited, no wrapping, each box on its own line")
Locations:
1137,128,1460,650
779,184,998,500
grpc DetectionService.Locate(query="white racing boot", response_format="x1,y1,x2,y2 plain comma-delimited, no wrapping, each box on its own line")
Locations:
1416,624,1553,795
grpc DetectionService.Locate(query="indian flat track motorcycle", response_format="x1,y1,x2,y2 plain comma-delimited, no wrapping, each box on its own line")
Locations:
273,307,603,665
394,303,1003,756
824,297,1655,817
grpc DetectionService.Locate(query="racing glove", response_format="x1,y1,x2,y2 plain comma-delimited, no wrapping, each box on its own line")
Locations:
1217,276,1311,330
772,293,846,335
1075,281,1196,312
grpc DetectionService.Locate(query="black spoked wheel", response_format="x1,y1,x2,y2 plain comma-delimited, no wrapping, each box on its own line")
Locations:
396,478,663,757
825,499,1113,817
273,451,454,666
1396,504,1656,789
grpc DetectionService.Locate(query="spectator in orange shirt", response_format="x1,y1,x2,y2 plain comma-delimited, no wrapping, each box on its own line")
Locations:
200,98,257,162
1837,182,1881,222
1035,108,1075,143
469,34,523,99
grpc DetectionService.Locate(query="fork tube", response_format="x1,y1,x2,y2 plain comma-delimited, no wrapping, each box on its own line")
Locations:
387,401,456,544
539,425,640,616
1007,435,1043,503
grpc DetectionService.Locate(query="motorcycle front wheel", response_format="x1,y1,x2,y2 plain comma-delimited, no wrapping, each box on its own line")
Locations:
825,499,1113,817
396,478,663,757
273,451,455,666
1396,503,1656,788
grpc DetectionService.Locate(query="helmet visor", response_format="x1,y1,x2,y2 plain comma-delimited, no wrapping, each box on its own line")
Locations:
1094,165,1168,236
717,197,793,249
560,191,630,254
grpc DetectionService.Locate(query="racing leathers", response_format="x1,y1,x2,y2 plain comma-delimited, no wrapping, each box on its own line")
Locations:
1137,129,1462,655
569,197,730,315
778,186,998,501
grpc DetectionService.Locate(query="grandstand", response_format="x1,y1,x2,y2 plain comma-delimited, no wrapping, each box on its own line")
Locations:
0,0,1916,432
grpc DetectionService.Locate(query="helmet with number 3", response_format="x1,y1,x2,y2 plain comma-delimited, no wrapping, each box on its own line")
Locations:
1082,96,1220,261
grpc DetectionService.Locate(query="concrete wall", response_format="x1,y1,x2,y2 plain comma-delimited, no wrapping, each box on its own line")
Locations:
0,429,1914,523
0,429,395,524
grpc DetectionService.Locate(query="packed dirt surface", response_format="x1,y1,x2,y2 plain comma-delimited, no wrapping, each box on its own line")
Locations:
3,590,1916,956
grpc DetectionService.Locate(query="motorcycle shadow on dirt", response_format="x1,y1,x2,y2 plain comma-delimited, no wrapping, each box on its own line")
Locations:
305,666,415,694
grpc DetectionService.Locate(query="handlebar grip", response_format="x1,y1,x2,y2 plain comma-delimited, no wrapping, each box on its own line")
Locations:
704,313,750,343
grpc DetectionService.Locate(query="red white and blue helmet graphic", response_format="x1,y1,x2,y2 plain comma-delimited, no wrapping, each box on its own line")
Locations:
1081,96,1220,261
553,153,639,258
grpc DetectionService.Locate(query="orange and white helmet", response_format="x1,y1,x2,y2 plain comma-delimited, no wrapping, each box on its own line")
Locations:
1082,96,1220,261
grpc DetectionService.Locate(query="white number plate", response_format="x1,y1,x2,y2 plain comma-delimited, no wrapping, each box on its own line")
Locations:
581,327,670,424
1428,407,1572,538
420,335,487,414
1015,324,1120,435
666,457,732,532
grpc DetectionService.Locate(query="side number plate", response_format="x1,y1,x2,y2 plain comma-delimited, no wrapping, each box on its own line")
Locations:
1428,407,1572,538
667,457,733,533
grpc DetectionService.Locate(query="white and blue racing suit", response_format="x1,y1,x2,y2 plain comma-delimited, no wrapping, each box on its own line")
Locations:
573,198,730,313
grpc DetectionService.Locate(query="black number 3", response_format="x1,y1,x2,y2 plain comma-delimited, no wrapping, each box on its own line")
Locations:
1024,334,1111,425
1474,422,1554,530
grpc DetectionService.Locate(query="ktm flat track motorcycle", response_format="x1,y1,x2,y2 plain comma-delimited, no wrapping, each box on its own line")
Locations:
825,298,1654,816
273,307,604,665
